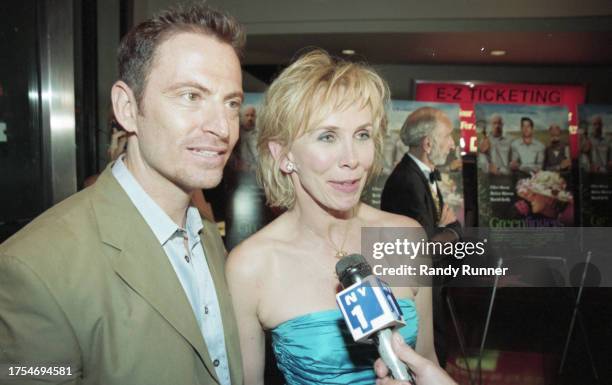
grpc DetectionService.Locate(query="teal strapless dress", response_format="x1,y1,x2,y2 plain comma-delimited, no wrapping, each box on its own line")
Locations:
271,298,418,385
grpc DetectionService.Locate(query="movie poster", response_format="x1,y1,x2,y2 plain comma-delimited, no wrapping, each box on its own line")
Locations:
362,100,464,225
415,82,586,156
476,104,574,227
206,92,272,249
578,105,612,226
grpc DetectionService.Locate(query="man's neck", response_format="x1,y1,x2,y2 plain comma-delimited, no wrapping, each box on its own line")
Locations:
522,137,533,145
408,149,434,171
124,154,191,227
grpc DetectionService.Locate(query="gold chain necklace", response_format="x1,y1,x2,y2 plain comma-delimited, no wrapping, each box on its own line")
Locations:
327,221,351,259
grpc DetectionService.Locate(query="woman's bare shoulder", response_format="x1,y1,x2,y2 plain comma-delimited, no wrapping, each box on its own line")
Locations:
226,215,289,277
359,203,422,228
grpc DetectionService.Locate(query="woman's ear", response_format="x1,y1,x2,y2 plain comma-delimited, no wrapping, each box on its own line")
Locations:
268,141,295,173
111,80,139,135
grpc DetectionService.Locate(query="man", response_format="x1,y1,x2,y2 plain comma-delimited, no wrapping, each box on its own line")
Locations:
579,120,592,172
0,5,244,385
380,107,462,367
543,124,570,171
510,117,545,173
235,105,259,172
381,106,461,241
479,114,512,175
589,115,612,173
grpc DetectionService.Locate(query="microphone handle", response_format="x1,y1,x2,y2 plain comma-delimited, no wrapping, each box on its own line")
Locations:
376,328,416,384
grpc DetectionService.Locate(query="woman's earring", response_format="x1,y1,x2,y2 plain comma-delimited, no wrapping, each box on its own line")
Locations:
286,162,295,173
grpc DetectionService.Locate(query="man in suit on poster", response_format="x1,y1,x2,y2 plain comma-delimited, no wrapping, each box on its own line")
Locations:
0,4,244,384
381,106,462,367
543,124,571,172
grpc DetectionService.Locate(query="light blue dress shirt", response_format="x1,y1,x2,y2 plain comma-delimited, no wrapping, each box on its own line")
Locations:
112,157,230,385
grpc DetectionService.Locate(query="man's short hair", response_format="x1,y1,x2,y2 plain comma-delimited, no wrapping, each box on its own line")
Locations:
117,3,245,108
400,107,450,148
592,115,603,125
490,113,503,123
240,105,256,121
520,117,534,128
257,49,390,209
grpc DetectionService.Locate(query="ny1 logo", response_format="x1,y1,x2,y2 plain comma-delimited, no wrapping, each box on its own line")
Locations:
337,278,404,341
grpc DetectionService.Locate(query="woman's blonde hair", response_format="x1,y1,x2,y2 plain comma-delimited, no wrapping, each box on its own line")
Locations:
257,49,390,209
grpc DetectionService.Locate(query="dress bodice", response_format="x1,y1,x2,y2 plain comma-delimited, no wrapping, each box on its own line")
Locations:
270,298,418,385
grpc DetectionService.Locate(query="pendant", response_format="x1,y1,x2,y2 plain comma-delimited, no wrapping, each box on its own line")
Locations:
335,250,348,259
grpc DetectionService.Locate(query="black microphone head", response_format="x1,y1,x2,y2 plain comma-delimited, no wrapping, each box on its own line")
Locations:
335,254,373,288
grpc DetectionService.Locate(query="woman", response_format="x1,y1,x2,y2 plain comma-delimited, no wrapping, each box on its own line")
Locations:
514,170,574,225
226,50,437,385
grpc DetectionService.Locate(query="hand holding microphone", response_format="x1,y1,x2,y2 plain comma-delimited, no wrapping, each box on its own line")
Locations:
374,332,457,385
335,254,415,384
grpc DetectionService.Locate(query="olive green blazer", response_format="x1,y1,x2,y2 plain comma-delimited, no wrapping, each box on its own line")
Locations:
0,166,243,385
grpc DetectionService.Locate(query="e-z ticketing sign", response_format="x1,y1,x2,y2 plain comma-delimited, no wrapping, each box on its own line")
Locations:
415,82,586,156
336,277,405,342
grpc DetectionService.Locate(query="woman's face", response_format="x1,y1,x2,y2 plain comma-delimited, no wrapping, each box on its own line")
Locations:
289,104,375,213
529,193,556,216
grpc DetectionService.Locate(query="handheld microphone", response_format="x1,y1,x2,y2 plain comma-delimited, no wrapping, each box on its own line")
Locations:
335,254,415,384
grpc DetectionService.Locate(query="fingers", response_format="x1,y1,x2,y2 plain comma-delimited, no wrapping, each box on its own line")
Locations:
391,332,425,369
377,377,412,385
374,358,390,378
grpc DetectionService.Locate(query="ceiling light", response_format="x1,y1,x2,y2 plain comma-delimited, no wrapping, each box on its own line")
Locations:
342,49,355,55
490,50,506,56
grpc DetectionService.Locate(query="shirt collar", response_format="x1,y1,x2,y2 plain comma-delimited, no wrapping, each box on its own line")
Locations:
112,156,203,245
408,153,434,182
185,205,204,247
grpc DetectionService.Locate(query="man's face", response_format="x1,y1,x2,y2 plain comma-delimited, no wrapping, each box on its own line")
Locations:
549,125,561,144
593,117,603,138
133,32,242,191
521,120,534,139
491,116,503,137
242,106,256,132
430,118,455,166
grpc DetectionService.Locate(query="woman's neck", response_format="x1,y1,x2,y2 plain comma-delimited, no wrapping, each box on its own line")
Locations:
289,191,360,251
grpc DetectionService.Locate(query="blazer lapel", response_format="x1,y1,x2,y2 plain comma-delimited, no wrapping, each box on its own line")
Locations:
91,166,220,383
200,222,243,385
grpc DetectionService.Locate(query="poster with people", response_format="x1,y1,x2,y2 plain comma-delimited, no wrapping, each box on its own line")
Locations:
206,92,273,249
578,104,612,226
475,104,574,227
363,100,464,225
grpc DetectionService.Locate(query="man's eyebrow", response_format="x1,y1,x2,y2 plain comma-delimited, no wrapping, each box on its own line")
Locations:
164,84,243,102
224,91,244,102
165,82,211,94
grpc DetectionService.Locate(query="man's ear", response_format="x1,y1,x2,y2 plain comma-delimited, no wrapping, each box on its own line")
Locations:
268,141,294,173
422,136,432,154
111,81,139,134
